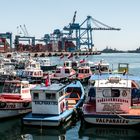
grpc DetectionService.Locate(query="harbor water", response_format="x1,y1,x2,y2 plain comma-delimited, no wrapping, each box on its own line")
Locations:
1,53,140,140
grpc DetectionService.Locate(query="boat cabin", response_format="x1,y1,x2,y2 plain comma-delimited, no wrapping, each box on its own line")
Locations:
31,83,67,115
54,66,76,78
92,60,110,74
21,60,43,79
78,66,92,75
77,66,92,81
25,60,41,70
118,63,129,74
64,60,79,70
36,57,51,66
80,61,94,68
1,80,31,99
90,76,133,113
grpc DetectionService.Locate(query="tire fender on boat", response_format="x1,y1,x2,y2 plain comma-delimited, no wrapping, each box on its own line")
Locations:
72,108,78,120
23,102,30,108
0,102,6,108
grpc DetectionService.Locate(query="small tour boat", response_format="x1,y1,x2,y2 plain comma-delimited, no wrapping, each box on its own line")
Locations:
22,80,85,127
0,80,33,119
91,59,110,74
50,66,77,83
17,59,43,84
76,66,92,83
64,60,79,71
0,60,17,85
36,57,57,71
82,73,140,127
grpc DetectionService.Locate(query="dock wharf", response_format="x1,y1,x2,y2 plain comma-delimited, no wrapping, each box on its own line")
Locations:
4,51,101,58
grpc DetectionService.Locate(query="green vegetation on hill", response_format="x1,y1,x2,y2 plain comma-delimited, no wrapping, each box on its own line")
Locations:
128,47,140,53
101,46,140,53
101,46,124,53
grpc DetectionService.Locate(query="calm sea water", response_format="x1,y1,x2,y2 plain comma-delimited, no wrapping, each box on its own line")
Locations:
1,53,140,140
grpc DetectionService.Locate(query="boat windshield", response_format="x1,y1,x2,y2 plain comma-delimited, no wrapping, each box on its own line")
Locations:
3,82,21,93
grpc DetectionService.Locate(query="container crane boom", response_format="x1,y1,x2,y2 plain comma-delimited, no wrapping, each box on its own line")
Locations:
20,25,27,36
72,11,77,23
24,24,29,36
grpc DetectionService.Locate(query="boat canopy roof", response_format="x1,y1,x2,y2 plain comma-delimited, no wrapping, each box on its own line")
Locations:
31,83,65,93
90,73,140,81
5,80,29,84
94,78,132,88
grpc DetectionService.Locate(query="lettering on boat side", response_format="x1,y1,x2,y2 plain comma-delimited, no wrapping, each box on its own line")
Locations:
6,104,16,109
95,128,128,136
96,118,129,124
97,98,129,103
103,104,121,111
34,101,58,105
22,89,30,93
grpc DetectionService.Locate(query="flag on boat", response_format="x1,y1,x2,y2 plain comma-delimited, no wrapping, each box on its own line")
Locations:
45,74,51,86
80,58,85,63
60,54,64,59
67,53,73,59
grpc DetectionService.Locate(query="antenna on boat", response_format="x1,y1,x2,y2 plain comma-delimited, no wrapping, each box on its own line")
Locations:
112,64,114,73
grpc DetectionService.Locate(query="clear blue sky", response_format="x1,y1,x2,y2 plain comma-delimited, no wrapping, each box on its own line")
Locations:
1,0,140,51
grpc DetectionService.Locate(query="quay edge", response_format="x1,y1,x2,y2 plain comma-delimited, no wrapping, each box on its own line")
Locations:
3,51,101,58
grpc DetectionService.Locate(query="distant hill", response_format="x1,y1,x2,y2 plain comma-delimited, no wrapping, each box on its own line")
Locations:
101,47,125,53
127,47,140,53
101,46,140,53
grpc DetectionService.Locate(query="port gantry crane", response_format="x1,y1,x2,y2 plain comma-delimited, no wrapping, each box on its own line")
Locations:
63,11,121,51
15,24,36,50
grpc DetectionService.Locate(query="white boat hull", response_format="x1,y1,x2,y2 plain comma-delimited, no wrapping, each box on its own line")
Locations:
23,113,73,127
84,116,140,126
0,108,31,119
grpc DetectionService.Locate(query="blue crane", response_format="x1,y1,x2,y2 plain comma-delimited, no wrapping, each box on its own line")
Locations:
63,12,121,51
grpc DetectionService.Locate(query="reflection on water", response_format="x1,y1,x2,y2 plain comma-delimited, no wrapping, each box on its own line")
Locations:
79,124,140,140
1,118,140,140
22,126,67,140
0,118,22,140
21,119,78,140
0,118,68,140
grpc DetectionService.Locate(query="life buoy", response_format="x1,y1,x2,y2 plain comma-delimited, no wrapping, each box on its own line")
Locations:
0,102,6,108
122,90,127,97
60,102,65,113
23,102,30,108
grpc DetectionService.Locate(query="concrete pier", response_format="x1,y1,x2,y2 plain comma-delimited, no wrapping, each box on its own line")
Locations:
4,51,101,58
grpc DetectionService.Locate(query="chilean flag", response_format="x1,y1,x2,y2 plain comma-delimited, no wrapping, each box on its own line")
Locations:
80,58,85,63
45,74,50,86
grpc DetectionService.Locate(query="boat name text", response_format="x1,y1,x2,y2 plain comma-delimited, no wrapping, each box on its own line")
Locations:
96,118,129,124
97,98,129,103
34,101,58,105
